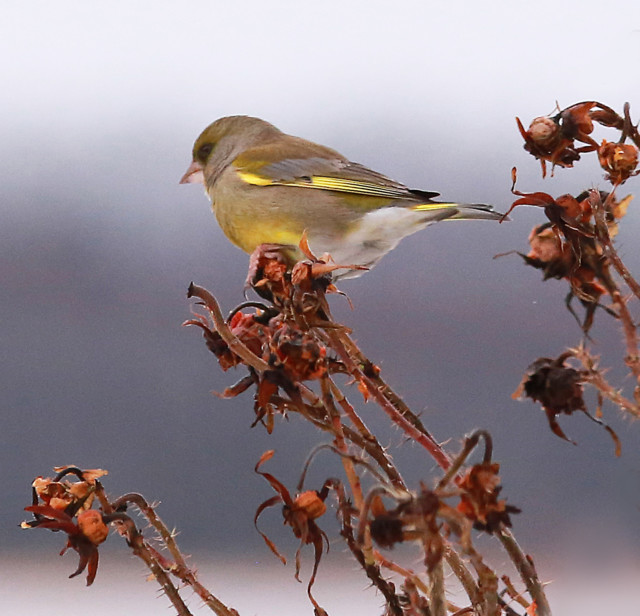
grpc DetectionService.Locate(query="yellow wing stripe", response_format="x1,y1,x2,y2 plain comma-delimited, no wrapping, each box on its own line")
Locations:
307,177,405,197
237,170,409,198
236,171,273,186
411,202,458,211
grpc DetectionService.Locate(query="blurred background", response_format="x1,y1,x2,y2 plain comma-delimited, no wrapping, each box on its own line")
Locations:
2,1,640,614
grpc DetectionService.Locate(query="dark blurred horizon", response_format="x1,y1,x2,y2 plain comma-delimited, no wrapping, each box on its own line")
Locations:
3,2,640,614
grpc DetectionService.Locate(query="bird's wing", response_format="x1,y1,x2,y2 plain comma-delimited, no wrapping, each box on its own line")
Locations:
232,142,440,201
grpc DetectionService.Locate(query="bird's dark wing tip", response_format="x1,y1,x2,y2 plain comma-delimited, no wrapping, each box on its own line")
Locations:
409,188,441,201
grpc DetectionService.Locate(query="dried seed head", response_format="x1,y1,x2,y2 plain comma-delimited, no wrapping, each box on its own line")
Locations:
522,357,586,415
77,510,109,545
293,491,327,520
598,140,639,184
528,117,560,146
369,514,405,548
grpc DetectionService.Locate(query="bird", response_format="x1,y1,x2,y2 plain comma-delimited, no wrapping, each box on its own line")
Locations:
180,115,503,279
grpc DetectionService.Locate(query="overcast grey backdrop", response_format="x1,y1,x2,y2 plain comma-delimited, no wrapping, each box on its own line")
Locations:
3,1,640,614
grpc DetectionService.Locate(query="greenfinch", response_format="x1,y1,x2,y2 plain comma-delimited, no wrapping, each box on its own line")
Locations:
181,116,503,278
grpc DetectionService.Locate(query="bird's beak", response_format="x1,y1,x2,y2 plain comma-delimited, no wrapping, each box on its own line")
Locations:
179,160,205,185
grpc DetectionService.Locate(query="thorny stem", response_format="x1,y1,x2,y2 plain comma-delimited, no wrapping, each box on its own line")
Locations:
110,495,240,616
324,327,453,471
320,376,364,511
428,555,447,616
188,283,270,372
112,493,185,568
185,282,548,615
327,376,407,489
340,423,406,487
327,377,376,445
591,192,640,299
457,538,499,616
572,346,640,418
294,384,407,486
590,192,640,384
498,528,552,616
501,575,532,611
106,512,194,616
438,430,493,489
373,550,430,596
335,482,404,616
445,547,484,614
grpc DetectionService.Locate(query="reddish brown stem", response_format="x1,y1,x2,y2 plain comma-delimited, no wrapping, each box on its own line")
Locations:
325,327,453,471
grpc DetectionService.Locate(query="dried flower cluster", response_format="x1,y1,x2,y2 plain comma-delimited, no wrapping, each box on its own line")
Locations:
507,184,629,333
23,466,240,616
179,241,546,616
23,467,109,585
24,237,544,616
516,101,640,180
510,100,640,449
513,353,620,454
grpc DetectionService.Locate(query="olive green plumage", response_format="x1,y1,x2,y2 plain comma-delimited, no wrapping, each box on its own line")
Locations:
181,115,502,278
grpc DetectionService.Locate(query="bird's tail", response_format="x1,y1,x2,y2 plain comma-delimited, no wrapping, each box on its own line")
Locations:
412,202,505,221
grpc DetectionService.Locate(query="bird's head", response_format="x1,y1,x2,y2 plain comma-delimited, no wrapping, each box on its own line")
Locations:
180,115,281,186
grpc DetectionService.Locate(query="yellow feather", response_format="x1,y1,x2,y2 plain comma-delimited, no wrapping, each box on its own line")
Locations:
237,169,409,199
236,170,273,186
411,202,458,211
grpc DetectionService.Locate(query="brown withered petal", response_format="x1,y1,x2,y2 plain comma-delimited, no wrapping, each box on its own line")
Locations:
610,194,632,221
558,102,596,143
520,224,573,281
527,225,563,264
456,462,520,532
48,496,74,510
32,478,69,505
68,482,91,501
554,194,584,220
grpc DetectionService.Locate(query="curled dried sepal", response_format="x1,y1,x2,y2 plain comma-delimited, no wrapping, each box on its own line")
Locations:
253,450,334,613
23,504,106,585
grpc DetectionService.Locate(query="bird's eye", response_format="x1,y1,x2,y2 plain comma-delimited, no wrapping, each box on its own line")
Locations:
196,143,214,161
